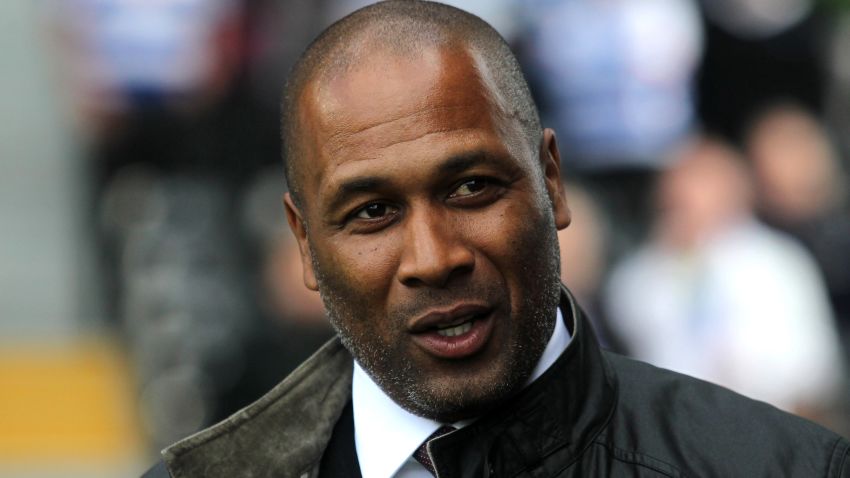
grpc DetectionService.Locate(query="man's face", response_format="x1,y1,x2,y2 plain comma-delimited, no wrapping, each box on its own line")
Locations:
285,46,570,422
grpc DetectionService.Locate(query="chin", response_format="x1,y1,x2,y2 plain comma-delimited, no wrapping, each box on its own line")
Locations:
423,387,522,423
404,386,516,423
399,351,540,422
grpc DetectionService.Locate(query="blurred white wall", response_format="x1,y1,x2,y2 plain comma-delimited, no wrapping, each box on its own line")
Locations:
0,0,91,340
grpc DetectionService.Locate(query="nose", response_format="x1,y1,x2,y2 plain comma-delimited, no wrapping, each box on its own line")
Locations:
397,208,475,288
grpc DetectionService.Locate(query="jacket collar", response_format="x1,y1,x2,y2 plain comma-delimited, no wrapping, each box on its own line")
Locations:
428,286,618,477
161,285,617,478
162,339,354,478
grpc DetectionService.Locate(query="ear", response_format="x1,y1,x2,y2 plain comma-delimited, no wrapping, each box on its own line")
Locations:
540,128,571,230
283,193,319,291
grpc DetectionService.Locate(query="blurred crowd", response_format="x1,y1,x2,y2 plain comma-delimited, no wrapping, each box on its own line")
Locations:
19,0,850,467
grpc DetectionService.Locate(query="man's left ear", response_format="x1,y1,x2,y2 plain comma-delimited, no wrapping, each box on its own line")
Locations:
540,128,571,230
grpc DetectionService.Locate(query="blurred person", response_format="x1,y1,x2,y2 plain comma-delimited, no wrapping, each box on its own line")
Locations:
324,0,522,40
518,0,704,258
52,0,245,134
605,136,846,424
696,0,826,141
699,0,814,39
746,103,850,339
556,183,623,351
262,230,328,325
245,0,330,106
143,2,850,477
825,12,850,159
101,169,258,449
557,184,607,308
746,104,846,225
207,170,333,423
240,167,329,328
68,0,284,448
519,0,703,171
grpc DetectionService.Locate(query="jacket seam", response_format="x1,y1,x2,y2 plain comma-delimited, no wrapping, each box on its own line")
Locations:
828,436,849,478
589,439,685,477
534,391,620,477
538,306,621,478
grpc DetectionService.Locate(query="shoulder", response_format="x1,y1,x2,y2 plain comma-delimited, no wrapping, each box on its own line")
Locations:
156,339,352,478
600,352,850,477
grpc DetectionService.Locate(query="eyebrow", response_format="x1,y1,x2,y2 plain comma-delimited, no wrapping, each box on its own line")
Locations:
325,176,392,215
437,150,500,176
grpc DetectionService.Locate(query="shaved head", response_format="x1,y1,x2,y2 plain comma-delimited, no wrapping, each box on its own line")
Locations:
281,0,541,208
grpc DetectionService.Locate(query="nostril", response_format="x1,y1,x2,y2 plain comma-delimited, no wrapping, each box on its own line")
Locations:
404,259,475,289
401,276,427,288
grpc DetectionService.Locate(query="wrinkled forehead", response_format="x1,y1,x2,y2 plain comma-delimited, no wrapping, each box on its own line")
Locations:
293,44,522,188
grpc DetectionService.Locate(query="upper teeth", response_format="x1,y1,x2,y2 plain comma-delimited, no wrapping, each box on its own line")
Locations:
437,321,473,337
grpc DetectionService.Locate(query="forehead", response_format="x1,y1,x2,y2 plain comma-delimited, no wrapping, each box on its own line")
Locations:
295,45,528,205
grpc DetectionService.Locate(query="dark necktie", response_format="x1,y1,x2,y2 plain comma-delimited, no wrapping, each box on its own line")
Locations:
413,425,456,477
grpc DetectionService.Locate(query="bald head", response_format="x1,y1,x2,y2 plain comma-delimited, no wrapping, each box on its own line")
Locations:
281,0,541,207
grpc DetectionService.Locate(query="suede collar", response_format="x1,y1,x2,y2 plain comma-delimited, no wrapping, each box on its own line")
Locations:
162,339,353,478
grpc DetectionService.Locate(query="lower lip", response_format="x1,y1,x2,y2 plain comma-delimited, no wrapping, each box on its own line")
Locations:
411,313,494,359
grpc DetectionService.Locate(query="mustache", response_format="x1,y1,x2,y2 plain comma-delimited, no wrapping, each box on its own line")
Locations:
388,282,503,319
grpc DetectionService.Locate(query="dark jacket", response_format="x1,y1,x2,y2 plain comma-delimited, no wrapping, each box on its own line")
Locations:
145,287,850,477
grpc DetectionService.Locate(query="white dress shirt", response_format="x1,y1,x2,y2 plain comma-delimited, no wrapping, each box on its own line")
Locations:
352,308,571,478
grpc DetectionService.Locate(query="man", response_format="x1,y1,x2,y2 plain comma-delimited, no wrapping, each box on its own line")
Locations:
605,136,844,418
144,2,850,477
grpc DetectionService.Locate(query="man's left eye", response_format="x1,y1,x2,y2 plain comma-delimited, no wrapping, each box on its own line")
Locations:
450,178,489,197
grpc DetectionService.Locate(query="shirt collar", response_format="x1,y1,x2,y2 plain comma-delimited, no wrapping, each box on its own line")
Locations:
352,307,571,478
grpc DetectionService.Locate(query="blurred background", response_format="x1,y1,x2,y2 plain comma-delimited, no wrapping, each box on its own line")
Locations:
2,0,850,476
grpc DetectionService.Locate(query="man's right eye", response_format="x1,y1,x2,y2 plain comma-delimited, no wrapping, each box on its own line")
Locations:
345,202,399,233
354,203,391,219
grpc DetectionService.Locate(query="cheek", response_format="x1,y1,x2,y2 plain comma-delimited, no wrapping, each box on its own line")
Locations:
312,236,400,306
474,198,557,296
458,201,554,280
474,197,548,254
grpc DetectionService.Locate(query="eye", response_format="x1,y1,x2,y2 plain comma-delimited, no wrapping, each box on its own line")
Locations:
354,202,392,219
346,202,400,233
450,178,489,198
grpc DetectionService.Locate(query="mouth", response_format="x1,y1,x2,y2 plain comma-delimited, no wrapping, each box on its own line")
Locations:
435,319,474,337
408,304,491,331
429,308,488,336
409,305,495,359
